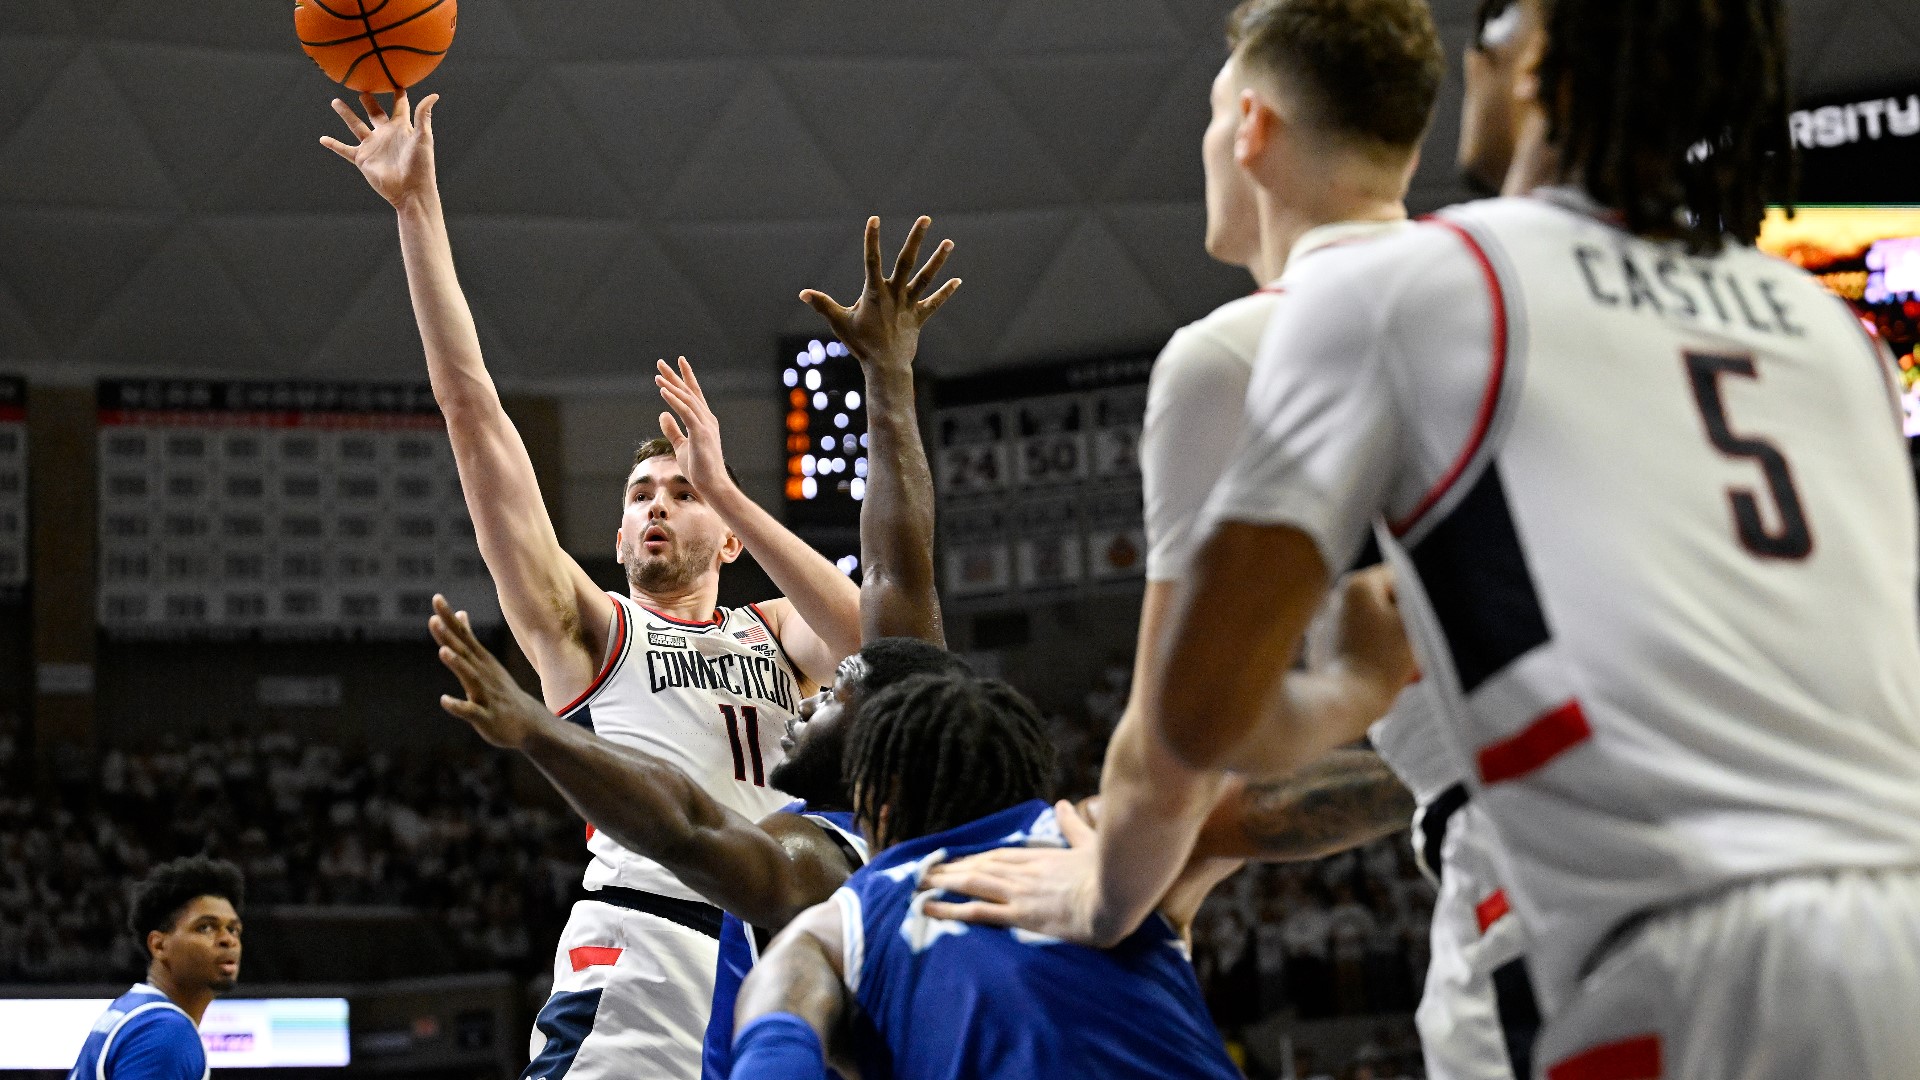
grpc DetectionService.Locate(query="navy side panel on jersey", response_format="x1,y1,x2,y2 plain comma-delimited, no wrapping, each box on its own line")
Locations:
844,801,1240,1080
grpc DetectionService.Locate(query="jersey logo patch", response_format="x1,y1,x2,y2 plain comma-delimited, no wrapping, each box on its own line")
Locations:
647,631,687,649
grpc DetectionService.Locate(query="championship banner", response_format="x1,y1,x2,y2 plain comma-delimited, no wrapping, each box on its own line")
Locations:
95,379,498,639
0,377,24,600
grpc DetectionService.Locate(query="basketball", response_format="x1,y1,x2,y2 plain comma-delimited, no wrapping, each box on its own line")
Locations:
296,0,456,95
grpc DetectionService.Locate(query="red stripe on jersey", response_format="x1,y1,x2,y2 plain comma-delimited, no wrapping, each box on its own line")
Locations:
1389,219,1509,536
555,596,628,719
1547,1035,1662,1080
642,604,725,627
1477,699,1591,785
1252,285,1286,296
584,823,595,841
568,946,623,971
1475,889,1510,933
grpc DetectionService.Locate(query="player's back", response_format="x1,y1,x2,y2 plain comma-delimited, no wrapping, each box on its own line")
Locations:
68,984,206,1080
1303,192,1920,1007
835,801,1240,1080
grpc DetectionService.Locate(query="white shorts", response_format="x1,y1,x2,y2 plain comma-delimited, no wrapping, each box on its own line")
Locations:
1536,866,1920,1080
522,896,719,1080
1418,797,1537,1080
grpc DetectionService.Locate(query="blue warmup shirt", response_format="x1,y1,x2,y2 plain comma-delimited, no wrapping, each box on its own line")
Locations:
836,800,1242,1080
703,801,867,1080
66,984,206,1080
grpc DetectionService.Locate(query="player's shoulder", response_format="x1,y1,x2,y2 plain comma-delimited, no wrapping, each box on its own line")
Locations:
105,999,203,1064
1277,211,1492,313
1160,290,1284,372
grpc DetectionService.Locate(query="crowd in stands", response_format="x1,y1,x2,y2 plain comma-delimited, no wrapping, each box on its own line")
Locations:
0,714,582,984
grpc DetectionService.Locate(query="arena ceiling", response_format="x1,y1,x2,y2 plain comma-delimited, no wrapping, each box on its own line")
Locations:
0,0,1916,391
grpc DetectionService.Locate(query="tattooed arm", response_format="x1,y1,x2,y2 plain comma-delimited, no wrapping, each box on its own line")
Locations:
1190,747,1414,862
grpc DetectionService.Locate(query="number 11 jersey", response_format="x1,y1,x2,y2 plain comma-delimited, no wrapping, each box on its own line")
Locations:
1205,189,1920,1012
560,592,803,902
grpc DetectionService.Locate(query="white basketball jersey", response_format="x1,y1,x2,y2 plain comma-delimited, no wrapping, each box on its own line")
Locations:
559,592,802,902
1209,190,1920,1010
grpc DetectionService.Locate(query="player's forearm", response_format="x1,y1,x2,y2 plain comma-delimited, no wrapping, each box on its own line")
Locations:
705,484,862,660
1194,748,1413,862
735,929,847,1049
1225,667,1405,779
394,194,502,418
857,362,942,644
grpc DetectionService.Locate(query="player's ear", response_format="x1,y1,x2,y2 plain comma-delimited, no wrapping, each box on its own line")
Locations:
717,530,744,565
1512,6,1550,109
147,928,166,961
614,528,626,566
1235,88,1274,167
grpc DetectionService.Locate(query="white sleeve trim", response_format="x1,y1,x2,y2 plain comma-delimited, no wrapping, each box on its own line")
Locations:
833,887,865,996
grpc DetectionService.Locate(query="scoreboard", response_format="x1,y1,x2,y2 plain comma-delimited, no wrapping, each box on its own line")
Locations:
0,377,23,600
931,356,1151,600
95,380,498,639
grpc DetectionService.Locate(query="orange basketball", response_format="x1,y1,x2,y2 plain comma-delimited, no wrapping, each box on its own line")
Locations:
296,0,456,95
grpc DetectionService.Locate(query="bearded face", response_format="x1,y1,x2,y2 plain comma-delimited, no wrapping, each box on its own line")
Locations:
620,520,722,594
616,454,737,598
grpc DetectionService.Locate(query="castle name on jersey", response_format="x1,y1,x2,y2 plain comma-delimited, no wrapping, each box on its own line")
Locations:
1570,243,1807,337
646,646,798,712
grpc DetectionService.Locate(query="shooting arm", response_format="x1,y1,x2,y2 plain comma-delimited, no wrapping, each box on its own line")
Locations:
854,355,941,644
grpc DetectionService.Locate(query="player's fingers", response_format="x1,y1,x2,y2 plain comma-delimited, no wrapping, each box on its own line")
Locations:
915,278,963,319
798,290,851,329
393,88,411,124
438,645,490,701
677,356,705,400
415,93,439,139
1056,800,1097,847
318,136,359,163
920,899,1018,927
891,215,930,286
653,358,690,396
360,90,387,123
862,216,883,289
440,695,484,723
903,238,953,299
330,98,373,140
659,411,687,447
657,383,700,427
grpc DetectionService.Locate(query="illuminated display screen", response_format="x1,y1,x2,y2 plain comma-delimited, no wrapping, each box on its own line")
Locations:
1759,206,1920,434
781,336,868,541
0,997,350,1069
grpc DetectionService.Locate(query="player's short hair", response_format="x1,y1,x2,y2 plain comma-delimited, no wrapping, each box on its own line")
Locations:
1225,0,1444,155
1539,0,1790,248
630,437,740,487
843,674,1055,847
128,856,244,946
848,637,972,699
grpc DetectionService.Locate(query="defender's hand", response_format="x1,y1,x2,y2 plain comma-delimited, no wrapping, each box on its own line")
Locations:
320,90,440,210
655,357,737,502
800,216,961,373
430,593,548,750
1331,565,1417,697
918,800,1126,947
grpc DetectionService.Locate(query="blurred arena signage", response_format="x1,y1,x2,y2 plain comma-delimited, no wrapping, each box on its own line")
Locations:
0,996,349,1069
0,376,23,600
1790,85,1920,204
931,356,1151,601
94,379,499,640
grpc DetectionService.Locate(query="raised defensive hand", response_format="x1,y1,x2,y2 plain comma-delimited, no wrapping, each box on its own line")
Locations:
800,216,961,373
919,799,1114,944
655,357,738,499
320,90,440,209
429,593,548,751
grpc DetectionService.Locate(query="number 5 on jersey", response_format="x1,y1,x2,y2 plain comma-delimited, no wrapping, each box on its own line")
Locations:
1685,351,1814,560
720,704,767,786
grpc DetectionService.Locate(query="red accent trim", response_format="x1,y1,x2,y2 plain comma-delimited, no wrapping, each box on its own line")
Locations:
641,604,725,628
568,946,623,972
1547,1035,1662,1080
555,597,627,718
1388,218,1509,536
1478,699,1591,785
1475,889,1510,933
1252,285,1287,296
584,823,595,841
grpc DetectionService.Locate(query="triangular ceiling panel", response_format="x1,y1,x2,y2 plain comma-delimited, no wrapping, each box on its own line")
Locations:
0,38,77,146
717,0,1018,54
439,76,635,216
1162,0,1242,47
656,71,858,221
549,231,733,380
304,253,525,382
201,212,399,356
97,44,311,208
99,0,296,52
445,216,638,356
887,74,1077,213
1100,48,1219,203
989,53,1182,197
657,219,846,359
552,59,751,204
72,225,278,370
0,208,174,350
1103,202,1249,323
991,0,1184,54
0,0,77,36
440,0,533,59
886,209,1078,375
769,58,965,206
992,216,1174,363
0,50,180,210
1796,0,1920,98
500,0,750,60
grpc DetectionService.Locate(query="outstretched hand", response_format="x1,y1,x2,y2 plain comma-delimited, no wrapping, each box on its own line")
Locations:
918,799,1129,947
429,594,550,751
800,216,961,373
655,357,737,501
320,90,440,209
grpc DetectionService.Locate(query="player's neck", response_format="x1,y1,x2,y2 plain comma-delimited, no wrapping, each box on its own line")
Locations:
1503,109,1563,198
631,576,724,623
1251,184,1406,283
146,964,213,1026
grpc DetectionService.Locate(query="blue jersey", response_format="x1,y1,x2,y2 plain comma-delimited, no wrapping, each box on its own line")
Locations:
703,801,868,1080
837,800,1241,1080
66,984,206,1080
